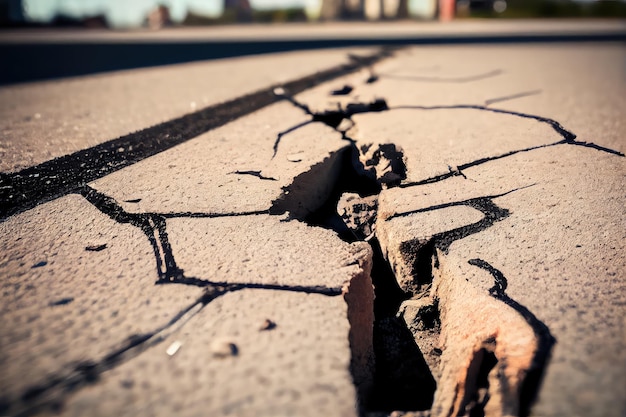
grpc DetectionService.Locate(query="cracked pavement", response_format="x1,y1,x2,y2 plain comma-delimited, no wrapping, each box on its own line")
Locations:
1,38,625,417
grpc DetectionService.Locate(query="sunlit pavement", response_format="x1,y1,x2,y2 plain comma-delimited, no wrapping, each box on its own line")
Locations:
1,21,625,417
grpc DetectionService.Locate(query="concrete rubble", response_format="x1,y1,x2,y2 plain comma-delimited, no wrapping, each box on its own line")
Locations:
1,41,624,417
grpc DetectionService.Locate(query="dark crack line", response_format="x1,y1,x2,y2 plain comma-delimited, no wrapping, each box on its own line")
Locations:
11,291,217,417
8,185,346,416
399,140,567,188
379,69,504,83
229,170,278,181
11,281,343,416
0,47,396,221
386,184,534,224
409,196,510,255
272,119,314,158
394,104,577,142
78,185,184,281
484,89,542,106
157,276,343,296
272,94,389,157
392,189,522,296
467,258,556,417
160,210,269,219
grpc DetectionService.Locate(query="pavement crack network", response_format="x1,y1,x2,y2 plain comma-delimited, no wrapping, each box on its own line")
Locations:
272,93,623,181
272,89,389,158
0,47,396,221
390,104,623,157
6,183,349,415
390,187,527,297
175,81,617,416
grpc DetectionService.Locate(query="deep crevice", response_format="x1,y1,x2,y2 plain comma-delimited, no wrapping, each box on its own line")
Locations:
299,143,381,241
368,237,436,413
459,347,499,417
284,129,436,414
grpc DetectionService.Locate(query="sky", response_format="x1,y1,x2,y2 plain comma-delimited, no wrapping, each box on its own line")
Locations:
22,0,319,27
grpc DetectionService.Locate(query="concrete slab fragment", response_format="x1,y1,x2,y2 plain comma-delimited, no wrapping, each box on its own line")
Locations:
89,102,346,216
351,106,564,183
377,146,626,417
168,214,371,289
54,289,359,417
283,43,624,416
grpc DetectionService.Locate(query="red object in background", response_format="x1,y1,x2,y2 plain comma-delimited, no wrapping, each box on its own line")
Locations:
439,0,455,21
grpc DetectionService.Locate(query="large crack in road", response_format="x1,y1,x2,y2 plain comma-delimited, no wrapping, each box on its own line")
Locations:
3,51,624,417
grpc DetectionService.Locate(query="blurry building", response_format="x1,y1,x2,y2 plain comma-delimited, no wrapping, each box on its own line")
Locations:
146,4,172,29
224,0,253,21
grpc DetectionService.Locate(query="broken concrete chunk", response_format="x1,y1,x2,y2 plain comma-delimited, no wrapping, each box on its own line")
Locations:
431,253,539,417
357,142,407,187
337,193,378,241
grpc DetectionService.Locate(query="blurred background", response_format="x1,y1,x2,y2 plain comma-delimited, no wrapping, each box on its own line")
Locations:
1,0,626,29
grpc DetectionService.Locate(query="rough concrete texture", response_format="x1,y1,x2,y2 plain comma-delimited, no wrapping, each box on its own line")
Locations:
0,195,202,410
0,62,376,415
291,43,625,416
167,215,369,288
50,290,360,417
1,39,625,417
89,101,347,216
0,48,370,172
299,44,626,155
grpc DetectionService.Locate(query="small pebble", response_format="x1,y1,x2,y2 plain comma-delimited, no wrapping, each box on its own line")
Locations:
211,339,238,358
273,87,285,96
49,297,74,307
365,74,379,84
259,319,276,331
85,243,107,252
166,340,182,356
